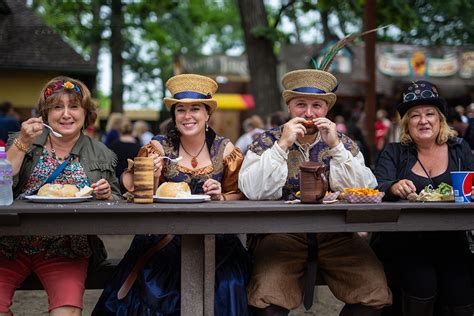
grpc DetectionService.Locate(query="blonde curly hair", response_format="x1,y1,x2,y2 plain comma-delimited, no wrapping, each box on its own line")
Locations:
399,107,457,145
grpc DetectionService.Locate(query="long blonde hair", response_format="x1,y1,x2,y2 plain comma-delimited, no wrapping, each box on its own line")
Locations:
399,107,457,145
106,112,124,133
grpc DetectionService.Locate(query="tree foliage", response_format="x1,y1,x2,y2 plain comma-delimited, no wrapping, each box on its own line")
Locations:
29,0,473,114
31,0,243,114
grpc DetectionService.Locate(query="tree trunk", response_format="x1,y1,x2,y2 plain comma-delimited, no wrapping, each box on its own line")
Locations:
237,0,281,118
89,0,102,97
110,0,123,113
320,9,331,43
364,0,376,167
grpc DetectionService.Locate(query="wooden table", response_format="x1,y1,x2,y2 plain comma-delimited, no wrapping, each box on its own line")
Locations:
1,200,473,315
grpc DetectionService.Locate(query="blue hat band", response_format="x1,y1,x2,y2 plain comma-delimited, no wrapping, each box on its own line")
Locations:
173,91,211,100
292,85,338,94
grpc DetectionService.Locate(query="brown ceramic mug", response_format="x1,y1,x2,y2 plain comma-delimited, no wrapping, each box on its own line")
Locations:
133,157,154,204
299,161,328,204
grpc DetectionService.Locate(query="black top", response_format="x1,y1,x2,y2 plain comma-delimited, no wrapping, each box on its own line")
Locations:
375,137,474,201
108,140,142,178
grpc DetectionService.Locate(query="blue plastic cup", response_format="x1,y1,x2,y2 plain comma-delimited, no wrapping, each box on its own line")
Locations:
450,171,473,203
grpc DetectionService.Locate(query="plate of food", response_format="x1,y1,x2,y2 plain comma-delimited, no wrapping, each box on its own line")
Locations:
153,182,211,203
322,191,340,204
407,182,454,202
24,184,94,203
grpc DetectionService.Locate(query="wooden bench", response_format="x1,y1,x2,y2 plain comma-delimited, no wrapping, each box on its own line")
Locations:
18,258,326,290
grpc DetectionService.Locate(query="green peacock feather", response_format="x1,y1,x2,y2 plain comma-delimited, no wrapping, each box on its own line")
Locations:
317,25,391,72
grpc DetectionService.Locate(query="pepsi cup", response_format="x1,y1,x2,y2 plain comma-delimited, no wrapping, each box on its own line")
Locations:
450,171,473,203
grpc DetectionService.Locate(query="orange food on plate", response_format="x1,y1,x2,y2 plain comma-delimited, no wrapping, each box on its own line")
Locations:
343,188,381,196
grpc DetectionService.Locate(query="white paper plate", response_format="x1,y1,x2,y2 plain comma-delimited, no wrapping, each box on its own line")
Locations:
24,195,93,203
153,194,211,203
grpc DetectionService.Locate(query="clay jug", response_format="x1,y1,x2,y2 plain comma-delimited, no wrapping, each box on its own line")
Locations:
299,161,328,204
133,157,154,203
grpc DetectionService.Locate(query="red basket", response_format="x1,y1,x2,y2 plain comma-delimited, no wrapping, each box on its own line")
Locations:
323,191,340,202
345,192,385,203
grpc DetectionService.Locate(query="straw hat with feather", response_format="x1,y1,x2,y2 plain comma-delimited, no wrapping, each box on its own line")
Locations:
282,69,338,108
281,26,389,109
163,74,218,113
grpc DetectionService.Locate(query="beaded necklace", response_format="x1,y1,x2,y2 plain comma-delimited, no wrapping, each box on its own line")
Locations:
49,136,70,161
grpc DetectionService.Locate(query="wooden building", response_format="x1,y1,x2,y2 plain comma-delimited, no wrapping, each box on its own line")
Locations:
0,0,97,120
281,42,474,118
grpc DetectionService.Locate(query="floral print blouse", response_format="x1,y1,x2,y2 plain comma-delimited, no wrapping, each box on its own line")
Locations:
0,149,92,260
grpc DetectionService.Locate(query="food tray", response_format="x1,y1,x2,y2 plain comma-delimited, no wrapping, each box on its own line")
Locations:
345,192,385,203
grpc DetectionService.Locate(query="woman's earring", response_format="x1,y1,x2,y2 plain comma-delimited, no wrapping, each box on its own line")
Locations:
205,121,209,132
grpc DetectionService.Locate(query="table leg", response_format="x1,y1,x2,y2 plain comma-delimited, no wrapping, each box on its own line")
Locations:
204,235,215,316
181,235,215,316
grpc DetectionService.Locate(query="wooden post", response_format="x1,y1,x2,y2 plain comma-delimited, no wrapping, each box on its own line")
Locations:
364,0,376,167
204,235,216,316
181,235,204,316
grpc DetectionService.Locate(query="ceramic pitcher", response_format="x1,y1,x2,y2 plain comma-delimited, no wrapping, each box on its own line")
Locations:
299,161,328,204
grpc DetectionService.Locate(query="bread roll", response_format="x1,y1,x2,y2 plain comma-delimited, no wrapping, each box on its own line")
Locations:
37,184,79,197
75,185,94,197
156,182,191,198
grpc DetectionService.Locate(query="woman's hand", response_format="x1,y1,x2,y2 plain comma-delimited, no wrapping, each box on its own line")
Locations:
91,179,113,200
389,179,417,199
314,117,339,148
202,178,223,201
19,117,44,146
151,154,164,179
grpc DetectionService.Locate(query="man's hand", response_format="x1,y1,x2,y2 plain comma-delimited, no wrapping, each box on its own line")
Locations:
314,117,339,148
277,117,307,151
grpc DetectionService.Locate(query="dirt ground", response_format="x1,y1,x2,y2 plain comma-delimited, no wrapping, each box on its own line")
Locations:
11,235,344,316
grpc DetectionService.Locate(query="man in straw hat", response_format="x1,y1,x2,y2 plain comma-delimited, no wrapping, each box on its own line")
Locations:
239,68,392,315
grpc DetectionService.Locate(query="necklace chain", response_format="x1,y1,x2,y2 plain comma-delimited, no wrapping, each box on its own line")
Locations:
181,141,206,168
49,136,69,161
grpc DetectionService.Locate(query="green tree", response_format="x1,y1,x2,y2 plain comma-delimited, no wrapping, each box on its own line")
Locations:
31,0,243,116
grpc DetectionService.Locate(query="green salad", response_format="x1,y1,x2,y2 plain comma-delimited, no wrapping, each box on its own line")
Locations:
418,182,454,201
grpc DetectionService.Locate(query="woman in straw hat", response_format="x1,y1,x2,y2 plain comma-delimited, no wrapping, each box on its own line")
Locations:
373,80,474,315
93,74,251,316
239,69,392,315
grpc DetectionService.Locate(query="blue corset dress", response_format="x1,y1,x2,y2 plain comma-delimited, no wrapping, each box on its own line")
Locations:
93,134,251,316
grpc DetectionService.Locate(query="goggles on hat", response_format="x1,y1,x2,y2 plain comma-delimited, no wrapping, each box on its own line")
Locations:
403,90,438,102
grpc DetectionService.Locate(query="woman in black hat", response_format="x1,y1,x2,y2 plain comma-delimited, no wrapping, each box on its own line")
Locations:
373,80,474,315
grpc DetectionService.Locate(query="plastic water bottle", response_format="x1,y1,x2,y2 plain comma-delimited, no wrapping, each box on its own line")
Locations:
0,147,13,206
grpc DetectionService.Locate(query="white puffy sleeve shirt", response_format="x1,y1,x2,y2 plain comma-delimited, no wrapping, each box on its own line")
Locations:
238,141,377,200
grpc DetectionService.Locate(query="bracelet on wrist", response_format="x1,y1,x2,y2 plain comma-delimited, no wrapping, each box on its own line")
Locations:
13,137,28,153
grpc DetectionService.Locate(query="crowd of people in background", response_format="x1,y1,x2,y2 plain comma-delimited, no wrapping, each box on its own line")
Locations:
3,99,474,176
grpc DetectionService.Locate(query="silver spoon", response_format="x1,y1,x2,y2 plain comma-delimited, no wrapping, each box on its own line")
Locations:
159,156,182,163
42,123,63,137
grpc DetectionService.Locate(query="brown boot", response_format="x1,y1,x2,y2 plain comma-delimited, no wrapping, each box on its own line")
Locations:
252,304,290,316
339,304,382,316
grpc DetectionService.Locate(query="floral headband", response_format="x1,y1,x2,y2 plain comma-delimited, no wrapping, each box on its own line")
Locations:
44,81,82,99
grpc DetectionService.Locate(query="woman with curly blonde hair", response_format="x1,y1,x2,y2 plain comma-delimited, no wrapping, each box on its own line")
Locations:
374,80,474,315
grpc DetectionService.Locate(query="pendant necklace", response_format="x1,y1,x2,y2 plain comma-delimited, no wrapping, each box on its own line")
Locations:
181,141,206,168
49,136,69,161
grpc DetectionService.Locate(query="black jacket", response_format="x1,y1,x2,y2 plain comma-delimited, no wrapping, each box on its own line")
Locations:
375,137,474,201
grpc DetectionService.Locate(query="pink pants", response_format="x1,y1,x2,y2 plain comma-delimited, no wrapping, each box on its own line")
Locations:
0,252,88,313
